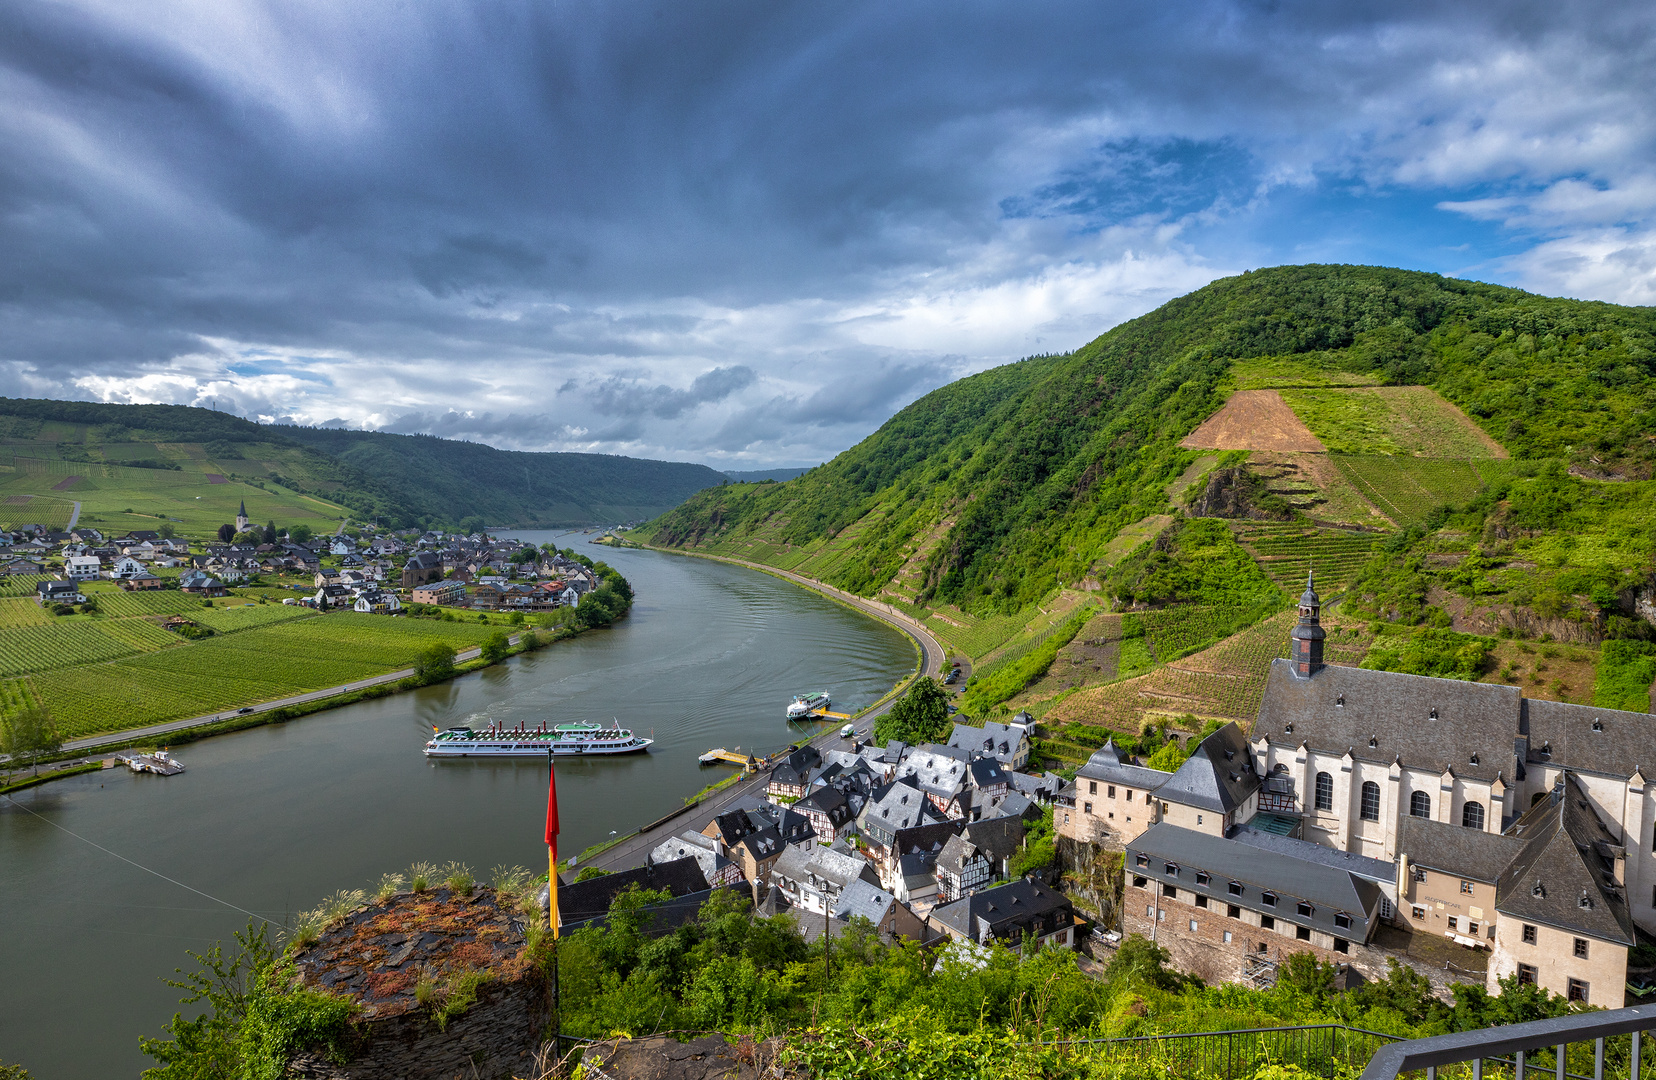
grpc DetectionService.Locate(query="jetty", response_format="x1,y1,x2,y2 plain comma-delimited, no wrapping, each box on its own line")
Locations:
115,751,185,776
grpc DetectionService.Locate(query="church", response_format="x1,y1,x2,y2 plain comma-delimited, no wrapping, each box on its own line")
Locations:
1058,573,1650,1007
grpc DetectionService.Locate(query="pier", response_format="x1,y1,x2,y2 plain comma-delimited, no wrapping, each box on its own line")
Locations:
114,751,185,776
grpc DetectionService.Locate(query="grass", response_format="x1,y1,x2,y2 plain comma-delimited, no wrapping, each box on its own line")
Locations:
1228,355,1384,391
1332,456,1489,526
1277,386,1504,458
34,613,502,737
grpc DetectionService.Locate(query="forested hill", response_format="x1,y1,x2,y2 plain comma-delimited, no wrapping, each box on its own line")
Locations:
640,265,1656,736
0,398,726,529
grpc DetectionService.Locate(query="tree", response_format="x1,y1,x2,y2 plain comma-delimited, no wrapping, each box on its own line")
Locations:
262,521,277,545
158,523,175,540
217,524,235,542
479,630,510,663
1103,934,1191,992
287,524,313,545
0,706,61,777
872,677,952,746
413,642,456,682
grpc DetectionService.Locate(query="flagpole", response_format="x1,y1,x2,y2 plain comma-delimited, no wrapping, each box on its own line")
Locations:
546,748,560,1057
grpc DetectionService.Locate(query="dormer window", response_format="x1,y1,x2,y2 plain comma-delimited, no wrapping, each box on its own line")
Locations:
1580,890,1594,910
1532,880,1546,898
1368,736,1378,749
1224,749,1235,761
1336,695,1345,707
1470,752,1480,765
1430,708,1438,720
1592,718,1604,732
1284,722,1294,734
1540,741,1552,759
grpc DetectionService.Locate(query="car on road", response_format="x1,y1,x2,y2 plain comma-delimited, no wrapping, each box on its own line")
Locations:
839,723,856,739
237,707,255,714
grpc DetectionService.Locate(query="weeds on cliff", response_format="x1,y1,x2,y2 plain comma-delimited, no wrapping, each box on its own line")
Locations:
407,861,437,893
490,864,533,906
441,861,475,893
372,872,405,905
320,889,368,926
289,910,325,949
434,969,493,1030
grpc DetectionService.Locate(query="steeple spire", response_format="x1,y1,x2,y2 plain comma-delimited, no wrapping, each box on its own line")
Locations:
1289,567,1324,679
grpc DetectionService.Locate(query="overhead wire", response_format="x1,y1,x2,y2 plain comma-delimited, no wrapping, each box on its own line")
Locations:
3,793,272,925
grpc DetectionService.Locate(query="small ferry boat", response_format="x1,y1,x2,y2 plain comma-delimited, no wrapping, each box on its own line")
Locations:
786,691,831,719
423,720,653,758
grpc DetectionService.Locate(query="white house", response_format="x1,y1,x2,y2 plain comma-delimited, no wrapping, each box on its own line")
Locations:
110,555,147,579
65,555,101,581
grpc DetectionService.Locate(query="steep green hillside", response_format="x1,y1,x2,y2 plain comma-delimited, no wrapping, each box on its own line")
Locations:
0,399,726,530
641,265,1656,728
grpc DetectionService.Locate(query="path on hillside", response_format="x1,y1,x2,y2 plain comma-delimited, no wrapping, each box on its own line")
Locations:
66,500,80,531
59,631,522,754
580,546,946,874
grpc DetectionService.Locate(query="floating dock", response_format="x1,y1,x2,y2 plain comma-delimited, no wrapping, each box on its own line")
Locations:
115,751,185,776
698,748,761,767
792,708,853,720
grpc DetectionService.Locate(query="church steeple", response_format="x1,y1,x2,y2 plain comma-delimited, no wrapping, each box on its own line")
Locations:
235,500,249,533
1289,568,1325,679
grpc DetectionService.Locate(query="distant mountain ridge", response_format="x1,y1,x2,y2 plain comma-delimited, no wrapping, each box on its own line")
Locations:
722,467,813,483
0,398,727,529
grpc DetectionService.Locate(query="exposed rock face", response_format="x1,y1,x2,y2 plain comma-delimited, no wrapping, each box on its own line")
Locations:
1187,468,1293,522
580,1035,787,1080
284,887,548,1080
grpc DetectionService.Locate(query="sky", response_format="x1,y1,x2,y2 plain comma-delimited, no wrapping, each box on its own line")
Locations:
1,1,1653,468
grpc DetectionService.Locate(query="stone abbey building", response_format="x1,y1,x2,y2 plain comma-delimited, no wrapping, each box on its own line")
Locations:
1058,573,1646,1007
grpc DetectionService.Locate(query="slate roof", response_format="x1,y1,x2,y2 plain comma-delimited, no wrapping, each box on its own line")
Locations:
1522,698,1656,780
1396,816,1527,884
899,850,939,889
1229,824,1396,885
980,790,1040,822
1255,659,1522,782
1494,774,1635,945
930,879,1074,944
1074,740,1172,792
1006,770,1064,802
896,748,968,802
1155,722,1259,813
947,720,1028,764
858,778,943,840
1129,823,1382,940
962,817,1027,869
770,745,822,788
938,832,988,875
771,845,878,897
968,757,1010,790
833,878,899,925
649,832,737,884
794,784,854,827
557,856,711,925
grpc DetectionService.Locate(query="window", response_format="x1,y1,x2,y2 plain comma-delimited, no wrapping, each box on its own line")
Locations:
1257,942,1269,954
1297,901,1313,917
1195,895,1209,909
1133,876,1148,889
1222,930,1233,944
1379,898,1393,920
1261,916,1275,930
1574,938,1589,959
1413,865,1427,883
1108,785,1116,798
1463,801,1485,830
1334,912,1351,929
1411,906,1426,920
1227,905,1241,919
1195,871,1210,886
1360,781,1381,821
1315,772,1333,811
1161,883,1176,897
1410,791,1431,818
1333,939,1349,954
1088,780,1097,795
1468,921,1479,936
1262,891,1277,908
1189,920,1199,932
1517,964,1538,986
1146,904,1154,916
1197,814,1204,826
1083,802,1093,815
1568,979,1589,1003
1460,880,1475,895
1126,790,1134,802
1063,813,1070,825
1136,853,1150,868
1157,909,1166,922
1228,881,1244,897
1165,863,1179,876
1296,926,1311,941
1448,916,1458,931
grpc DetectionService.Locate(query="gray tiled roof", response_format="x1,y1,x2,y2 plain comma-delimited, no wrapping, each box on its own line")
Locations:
1156,723,1259,813
858,778,941,837
1254,659,1520,782
1074,741,1172,793
1494,774,1635,945
930,879,1073,943
833,878,898,924
1522,698,1656,780
1129,823,1381,939
1230,825,1396,885
968,758,1009,790
947,721,1028,763
962,817,1027,867
1396,816,1526,884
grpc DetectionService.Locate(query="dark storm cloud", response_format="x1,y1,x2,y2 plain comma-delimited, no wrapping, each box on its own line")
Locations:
0,0,1652,462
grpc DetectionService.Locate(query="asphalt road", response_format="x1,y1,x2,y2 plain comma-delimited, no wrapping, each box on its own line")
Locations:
580,549,945,874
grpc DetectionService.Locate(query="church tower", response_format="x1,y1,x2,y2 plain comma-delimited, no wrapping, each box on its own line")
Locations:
235,500,249,534
1289,569,1324,679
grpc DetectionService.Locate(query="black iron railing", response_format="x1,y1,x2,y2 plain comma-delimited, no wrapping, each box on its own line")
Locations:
1361,1003,1656,1080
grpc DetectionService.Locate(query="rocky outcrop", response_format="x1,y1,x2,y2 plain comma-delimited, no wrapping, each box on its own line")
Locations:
284,887,548,1080
1187,468,1294,522
580,1035,787,1080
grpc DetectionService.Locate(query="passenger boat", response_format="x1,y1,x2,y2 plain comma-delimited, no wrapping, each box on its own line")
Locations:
786,691,831,719
423,720,653,758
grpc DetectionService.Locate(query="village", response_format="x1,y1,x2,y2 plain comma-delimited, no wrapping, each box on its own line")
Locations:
9,501,603,619
567,573,1656,1011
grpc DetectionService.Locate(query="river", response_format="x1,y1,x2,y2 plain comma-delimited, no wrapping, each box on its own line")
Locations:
0,538,914,1078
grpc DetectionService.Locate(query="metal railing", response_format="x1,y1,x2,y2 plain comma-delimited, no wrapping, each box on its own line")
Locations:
1057,1023,1402,1079
1361,1003,1656,1080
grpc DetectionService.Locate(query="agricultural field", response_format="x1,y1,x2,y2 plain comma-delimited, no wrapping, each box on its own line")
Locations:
0,619,180,678
1277,386,1506,459
0,677,40,722
34,613,504,737
1231,524,1385,592
1243,452,1390,527
192,602,316,633
0,597,52,629
1228,355,1384,391
0,492,76,530
79,583,203,618
1331,456,1490,526
0,575,46,598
